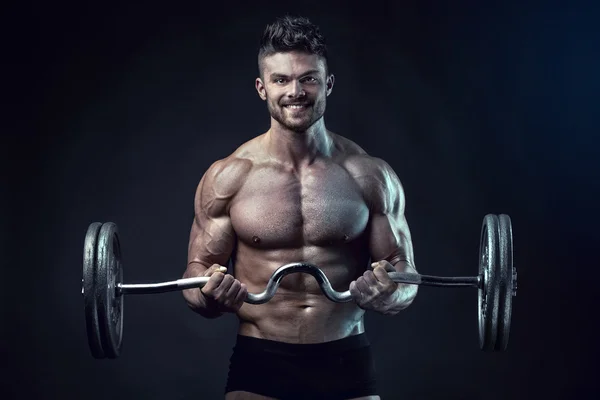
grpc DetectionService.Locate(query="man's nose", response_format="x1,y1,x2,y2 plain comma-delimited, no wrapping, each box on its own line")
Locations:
288,80,306,97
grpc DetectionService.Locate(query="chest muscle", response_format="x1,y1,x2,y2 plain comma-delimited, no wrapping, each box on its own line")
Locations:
230,164,369,248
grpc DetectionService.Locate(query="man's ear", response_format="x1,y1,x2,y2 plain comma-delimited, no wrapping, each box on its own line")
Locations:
255,77,267,101
326,74,335,96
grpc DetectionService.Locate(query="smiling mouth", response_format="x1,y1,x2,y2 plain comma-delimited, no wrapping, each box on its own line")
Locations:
283,104,310,110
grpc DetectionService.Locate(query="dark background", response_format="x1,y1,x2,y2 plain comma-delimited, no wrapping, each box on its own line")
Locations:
5,0,599,399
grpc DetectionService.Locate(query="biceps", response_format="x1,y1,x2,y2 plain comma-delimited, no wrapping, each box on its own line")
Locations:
187,215,235,267
369,212,414,268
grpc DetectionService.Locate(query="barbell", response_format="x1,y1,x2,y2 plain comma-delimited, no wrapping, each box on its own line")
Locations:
82,213,517,359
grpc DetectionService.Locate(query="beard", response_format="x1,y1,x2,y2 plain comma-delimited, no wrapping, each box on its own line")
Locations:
267,98,326,133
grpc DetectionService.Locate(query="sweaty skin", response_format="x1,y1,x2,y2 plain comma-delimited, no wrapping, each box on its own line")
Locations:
182,50,417,400
184,132,416,343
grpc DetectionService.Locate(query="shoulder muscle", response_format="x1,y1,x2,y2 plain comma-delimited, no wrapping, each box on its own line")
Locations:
343,155,404,215
195,157,252,218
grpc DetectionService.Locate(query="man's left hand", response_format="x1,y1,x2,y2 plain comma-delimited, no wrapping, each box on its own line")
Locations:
349,260,402,315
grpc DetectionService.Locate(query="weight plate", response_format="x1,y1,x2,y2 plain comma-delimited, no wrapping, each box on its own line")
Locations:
96,222,124,359
478,214,500,351
83,222,105,359
495,214,514,351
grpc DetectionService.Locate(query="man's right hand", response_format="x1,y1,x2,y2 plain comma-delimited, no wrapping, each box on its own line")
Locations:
200,264,248,314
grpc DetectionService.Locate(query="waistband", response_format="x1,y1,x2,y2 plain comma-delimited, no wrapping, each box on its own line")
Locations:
232,333,370,357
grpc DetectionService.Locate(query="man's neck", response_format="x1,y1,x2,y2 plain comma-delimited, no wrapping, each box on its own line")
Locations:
264,118,333,168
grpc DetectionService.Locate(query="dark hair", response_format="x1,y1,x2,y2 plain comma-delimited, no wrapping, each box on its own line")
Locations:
258,15,328,76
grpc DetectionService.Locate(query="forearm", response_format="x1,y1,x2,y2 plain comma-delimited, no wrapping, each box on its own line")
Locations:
182,262,224,319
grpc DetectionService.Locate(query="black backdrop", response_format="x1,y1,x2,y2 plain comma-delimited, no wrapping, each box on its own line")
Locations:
5,1,600,399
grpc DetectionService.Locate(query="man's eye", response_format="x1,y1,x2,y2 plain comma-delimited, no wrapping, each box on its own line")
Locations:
303,77,317,83
274,78,286,84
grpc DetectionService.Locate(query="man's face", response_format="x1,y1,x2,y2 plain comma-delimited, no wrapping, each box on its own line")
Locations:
256,51,334,133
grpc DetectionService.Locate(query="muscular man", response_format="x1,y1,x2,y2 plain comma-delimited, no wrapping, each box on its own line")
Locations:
182,16,418,400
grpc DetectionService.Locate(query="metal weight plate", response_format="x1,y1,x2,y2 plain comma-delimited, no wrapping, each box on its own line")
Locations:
478,214,501,351
83,222,105,359
96,222,124,359
495,214,515,351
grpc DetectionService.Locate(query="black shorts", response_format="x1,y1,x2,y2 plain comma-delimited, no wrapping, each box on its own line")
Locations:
224,333,378,399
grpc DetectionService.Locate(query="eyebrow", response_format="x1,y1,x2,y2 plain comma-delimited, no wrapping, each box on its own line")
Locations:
270,70,321,79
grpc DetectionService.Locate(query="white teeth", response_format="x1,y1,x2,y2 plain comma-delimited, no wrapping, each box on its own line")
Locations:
285,105,305,109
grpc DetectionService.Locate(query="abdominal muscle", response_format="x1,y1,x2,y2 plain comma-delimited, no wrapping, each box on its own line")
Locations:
232,244,369,344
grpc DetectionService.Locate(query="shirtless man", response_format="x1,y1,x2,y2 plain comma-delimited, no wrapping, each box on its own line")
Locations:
182,16,419,400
